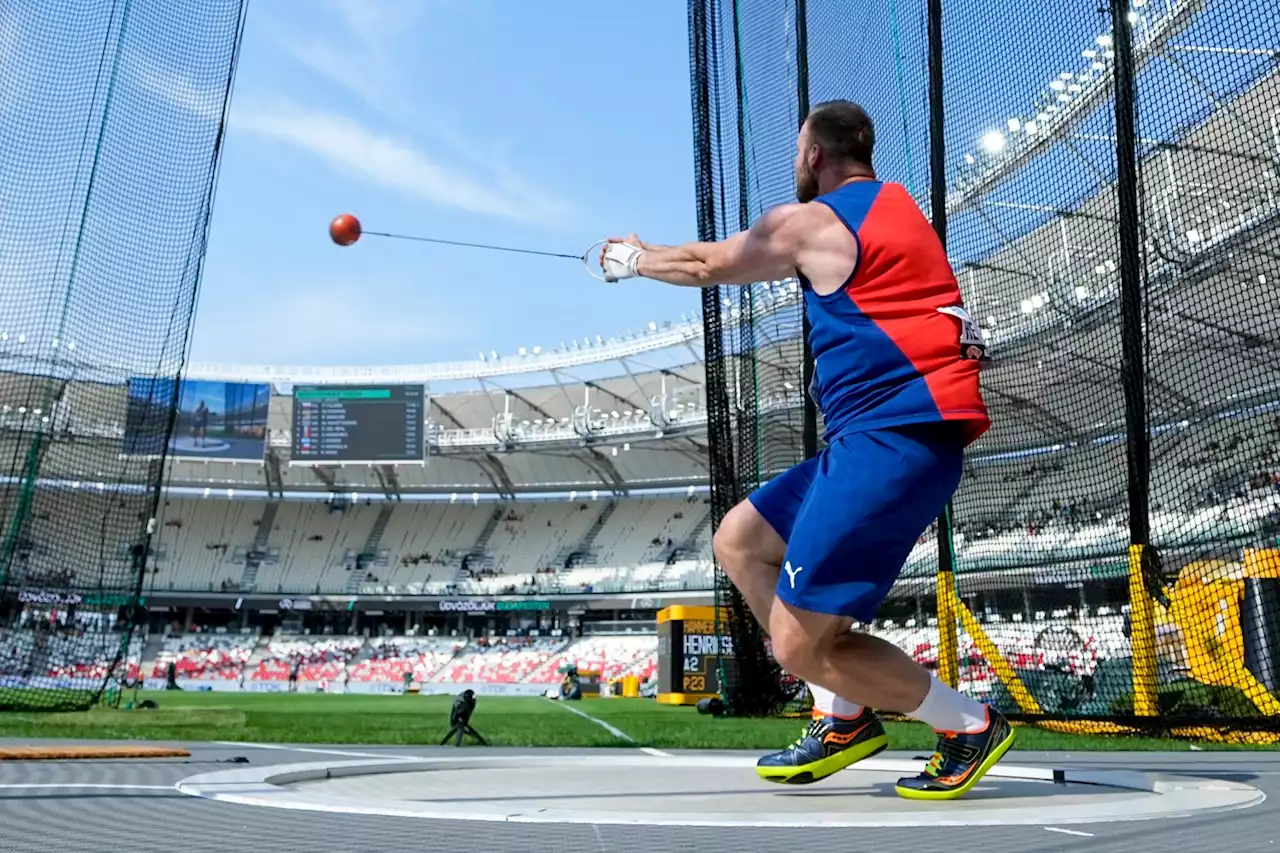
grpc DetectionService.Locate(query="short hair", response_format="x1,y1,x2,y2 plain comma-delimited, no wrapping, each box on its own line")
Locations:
804,101,875,168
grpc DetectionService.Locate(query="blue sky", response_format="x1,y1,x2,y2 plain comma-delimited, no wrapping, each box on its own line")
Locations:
3,0,1253,372
194,0,702,367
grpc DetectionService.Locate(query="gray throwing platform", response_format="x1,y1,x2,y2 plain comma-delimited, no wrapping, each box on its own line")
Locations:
176,751,1264,828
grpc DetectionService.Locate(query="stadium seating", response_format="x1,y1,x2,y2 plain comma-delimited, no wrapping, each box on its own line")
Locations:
528,635,658,683
0,630,144,681
153,500,260,592
250,636,364,682
149,632,256,680
346,636,465,682
432,636,569,684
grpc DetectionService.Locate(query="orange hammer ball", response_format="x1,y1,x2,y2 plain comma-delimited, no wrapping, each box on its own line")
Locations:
329,213,362,246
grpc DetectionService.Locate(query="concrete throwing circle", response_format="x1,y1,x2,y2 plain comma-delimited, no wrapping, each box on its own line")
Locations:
177,752,1264,828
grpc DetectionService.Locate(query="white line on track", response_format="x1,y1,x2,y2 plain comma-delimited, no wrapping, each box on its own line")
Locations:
210,741,418,760
1044,826,1095,837
0,784,174,791
544,700,671,757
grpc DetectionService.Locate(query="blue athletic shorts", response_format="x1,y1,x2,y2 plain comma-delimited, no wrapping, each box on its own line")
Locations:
747,423,965,622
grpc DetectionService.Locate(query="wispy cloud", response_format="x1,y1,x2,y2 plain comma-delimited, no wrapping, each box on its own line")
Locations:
231,101,574,226
126,53,227,123
273,0,424,120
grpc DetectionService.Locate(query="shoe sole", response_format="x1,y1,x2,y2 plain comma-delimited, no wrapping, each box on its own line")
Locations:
756,733,889,785
892,727,1016,801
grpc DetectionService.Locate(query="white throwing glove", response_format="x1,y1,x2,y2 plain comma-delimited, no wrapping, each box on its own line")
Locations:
601,242,645,282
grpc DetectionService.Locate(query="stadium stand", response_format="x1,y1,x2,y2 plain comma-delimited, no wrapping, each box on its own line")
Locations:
0,629,143,683
346,636,465,683
433,636,570,684
250,636,364,682
529,635,659,683
150,632,255,681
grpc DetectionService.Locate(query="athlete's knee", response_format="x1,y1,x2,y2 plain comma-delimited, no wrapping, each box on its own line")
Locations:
768,608,821,681
713,500,783,573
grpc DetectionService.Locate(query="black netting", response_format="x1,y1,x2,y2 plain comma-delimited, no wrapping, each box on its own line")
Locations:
0,0,247,710
693,0,1280,739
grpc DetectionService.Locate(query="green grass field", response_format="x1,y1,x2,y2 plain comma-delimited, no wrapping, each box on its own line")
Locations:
2,691,1274,751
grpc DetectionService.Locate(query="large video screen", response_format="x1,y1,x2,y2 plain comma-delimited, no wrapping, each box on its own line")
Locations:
124,378,270,461
291,384,425,464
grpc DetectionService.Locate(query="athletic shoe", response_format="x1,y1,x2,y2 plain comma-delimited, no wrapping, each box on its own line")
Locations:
756,708,889,785
894,708,1015,800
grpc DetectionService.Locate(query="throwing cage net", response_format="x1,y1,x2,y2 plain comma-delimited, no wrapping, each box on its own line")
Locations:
0,0,247,710
693,0,1280,740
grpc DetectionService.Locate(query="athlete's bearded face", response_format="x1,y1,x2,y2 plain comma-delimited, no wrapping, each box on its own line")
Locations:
795,128,820,203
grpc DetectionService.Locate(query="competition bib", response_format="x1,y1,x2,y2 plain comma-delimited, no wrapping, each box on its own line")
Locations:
937,305,987,361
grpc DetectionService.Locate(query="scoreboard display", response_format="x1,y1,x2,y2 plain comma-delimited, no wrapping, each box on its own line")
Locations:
656,606,737,705
291,384,425,464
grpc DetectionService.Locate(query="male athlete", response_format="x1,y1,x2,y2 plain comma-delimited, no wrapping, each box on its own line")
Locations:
601,101,1013,800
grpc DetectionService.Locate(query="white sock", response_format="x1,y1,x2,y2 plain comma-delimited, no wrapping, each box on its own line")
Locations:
808,684,863,719
909,678,989,733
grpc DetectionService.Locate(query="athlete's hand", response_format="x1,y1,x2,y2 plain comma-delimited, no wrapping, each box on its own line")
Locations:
599,234,646,265
600,235,647,282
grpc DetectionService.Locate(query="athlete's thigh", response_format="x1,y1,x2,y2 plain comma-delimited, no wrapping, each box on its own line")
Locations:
745,455,821,547
777,425,964,621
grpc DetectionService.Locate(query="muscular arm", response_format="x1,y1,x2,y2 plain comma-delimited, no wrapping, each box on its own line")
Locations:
630,204,808,287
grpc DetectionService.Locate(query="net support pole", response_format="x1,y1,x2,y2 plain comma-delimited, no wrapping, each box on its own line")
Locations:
796,0,818,462
1109,0,1157,718
926,0,960,691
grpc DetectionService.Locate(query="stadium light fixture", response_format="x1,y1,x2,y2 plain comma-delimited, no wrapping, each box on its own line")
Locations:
980,131,1006,153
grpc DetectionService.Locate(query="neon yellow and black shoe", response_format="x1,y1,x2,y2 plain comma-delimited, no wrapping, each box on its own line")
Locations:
894,708,1015,800
756,708,889,785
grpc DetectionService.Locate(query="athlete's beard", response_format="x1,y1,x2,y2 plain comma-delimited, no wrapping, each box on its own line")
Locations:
796,161,819,203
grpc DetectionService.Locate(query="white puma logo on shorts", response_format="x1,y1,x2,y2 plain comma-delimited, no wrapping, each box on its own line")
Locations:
783,561,803,589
